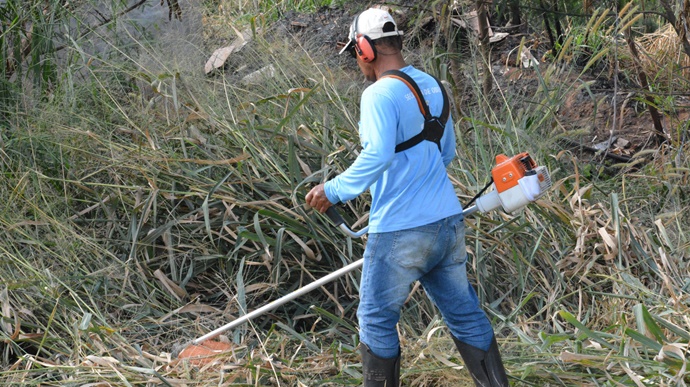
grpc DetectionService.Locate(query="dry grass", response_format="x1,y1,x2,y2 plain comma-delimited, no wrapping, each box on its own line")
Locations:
636,23,690,82
1,1,689,386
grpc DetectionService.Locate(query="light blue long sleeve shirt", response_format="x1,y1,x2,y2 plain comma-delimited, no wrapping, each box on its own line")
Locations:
324,66,463,233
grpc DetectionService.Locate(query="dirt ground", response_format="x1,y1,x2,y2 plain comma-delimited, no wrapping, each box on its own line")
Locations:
234,2,689,163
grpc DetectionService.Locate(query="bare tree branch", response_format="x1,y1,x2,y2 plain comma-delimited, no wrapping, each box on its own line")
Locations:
625,28,668,145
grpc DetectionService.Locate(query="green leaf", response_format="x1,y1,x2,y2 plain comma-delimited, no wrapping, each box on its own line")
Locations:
273,85,320,135
275,322,320,352
558,310,616,350
624,328,662,352
539,331,571,350
258,209,310,234
633,304,667,344
203,170,233,242
653,315,690,341
311,306,358,333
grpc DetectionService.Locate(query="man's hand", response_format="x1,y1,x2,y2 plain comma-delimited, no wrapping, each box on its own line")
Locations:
305,184,333,213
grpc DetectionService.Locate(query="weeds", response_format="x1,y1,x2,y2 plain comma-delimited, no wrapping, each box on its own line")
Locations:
0,1,689,386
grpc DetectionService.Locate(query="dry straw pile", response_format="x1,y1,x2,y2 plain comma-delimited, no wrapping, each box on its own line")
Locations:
635,23,690,86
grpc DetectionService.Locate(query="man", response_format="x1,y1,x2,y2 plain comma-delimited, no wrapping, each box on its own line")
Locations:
305,8,509,387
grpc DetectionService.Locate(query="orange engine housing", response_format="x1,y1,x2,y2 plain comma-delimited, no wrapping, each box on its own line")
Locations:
491,152,537,193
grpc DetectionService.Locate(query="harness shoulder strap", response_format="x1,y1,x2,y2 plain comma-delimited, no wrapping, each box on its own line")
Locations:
380,70,450,153
381,70,433,119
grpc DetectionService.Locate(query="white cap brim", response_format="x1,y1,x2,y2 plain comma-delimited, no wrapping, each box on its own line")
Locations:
338,39,355,55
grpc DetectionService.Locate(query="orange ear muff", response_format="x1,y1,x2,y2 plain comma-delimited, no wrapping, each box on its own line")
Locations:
355,34,376,63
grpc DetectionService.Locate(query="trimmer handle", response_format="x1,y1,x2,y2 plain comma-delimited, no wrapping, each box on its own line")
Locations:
325,206,345,227
325,206,369,238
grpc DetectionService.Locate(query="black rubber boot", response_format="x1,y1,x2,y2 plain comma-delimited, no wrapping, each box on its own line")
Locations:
453,336,509,387
360,343,400,387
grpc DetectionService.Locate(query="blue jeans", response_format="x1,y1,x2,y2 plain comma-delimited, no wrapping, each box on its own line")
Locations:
357,214,495,359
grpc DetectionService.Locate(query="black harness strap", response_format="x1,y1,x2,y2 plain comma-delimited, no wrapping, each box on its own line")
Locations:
380,70,450,153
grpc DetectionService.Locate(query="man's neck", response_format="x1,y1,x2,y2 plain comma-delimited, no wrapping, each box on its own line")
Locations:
373,54,407,81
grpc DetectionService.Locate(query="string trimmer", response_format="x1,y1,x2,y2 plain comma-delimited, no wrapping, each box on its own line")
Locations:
177,152,551,357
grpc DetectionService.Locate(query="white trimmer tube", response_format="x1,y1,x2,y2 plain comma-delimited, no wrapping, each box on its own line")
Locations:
475,188,502,213
476,173,545,214
496,184,532,213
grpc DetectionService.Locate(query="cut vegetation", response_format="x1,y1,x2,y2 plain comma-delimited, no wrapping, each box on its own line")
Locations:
1,0,689,385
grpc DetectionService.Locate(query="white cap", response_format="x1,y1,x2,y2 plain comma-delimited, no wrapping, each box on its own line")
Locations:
338,8,404,55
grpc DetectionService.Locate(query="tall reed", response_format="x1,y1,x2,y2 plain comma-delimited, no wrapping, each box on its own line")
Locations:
0,1,688,385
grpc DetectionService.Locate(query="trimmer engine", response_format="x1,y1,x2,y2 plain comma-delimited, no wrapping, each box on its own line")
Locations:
475,152,552,214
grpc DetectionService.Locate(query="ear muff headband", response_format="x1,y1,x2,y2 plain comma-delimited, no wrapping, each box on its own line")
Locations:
352,13,376,63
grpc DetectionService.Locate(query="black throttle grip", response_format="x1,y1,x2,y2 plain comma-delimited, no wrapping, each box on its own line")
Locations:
325,206,345,227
